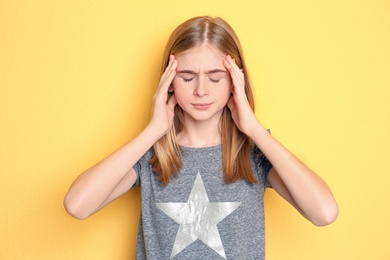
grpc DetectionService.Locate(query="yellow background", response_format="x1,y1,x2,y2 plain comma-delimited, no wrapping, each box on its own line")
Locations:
1,0,390,259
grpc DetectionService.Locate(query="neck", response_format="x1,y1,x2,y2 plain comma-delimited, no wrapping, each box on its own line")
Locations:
178,117,221,148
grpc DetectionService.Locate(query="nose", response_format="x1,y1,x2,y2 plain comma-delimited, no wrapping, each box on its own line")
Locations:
194,78,209,97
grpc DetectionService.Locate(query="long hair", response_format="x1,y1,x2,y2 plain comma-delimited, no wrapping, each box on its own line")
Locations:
150,16,257,186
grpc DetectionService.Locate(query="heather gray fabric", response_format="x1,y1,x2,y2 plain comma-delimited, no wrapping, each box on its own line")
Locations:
133,144,272,260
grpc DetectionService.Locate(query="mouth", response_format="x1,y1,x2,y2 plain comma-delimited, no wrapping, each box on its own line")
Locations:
192,103,211,110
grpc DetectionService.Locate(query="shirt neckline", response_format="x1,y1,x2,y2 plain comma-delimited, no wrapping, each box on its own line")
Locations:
179,144,222,152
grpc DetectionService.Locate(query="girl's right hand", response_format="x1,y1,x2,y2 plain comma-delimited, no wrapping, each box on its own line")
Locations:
149,55,178,137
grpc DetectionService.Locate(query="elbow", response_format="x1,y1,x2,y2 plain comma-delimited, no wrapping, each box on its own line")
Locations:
64,196,91,220
312,200,339,227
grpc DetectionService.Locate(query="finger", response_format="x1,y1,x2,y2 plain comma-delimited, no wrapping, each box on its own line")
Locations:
160,55,175,80
163,63,177,92
224,55,243,79
229,56,244,83
222,56,232,71
159,55,177,87
158,56,177,95
223,55,245,93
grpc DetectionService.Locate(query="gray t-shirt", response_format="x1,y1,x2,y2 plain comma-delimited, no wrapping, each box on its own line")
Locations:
133,144,272,260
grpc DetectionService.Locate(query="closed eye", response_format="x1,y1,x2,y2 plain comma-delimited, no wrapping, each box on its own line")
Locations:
209,78,220,83
183,77,194,82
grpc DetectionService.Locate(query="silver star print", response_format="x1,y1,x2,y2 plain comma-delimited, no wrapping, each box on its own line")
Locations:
156,172,241,259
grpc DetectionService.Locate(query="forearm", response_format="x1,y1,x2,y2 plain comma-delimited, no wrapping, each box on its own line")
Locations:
64,123,161,219
249,121,338,226
64,56,178,220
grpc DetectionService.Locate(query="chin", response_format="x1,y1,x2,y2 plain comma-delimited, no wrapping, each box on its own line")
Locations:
184,112,222,123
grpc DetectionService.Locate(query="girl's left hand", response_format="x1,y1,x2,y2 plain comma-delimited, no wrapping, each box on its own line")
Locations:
223,55,258,137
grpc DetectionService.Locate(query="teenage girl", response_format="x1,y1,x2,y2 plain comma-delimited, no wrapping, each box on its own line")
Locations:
64,16,338,259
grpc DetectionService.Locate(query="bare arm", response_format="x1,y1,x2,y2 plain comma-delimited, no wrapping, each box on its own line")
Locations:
64,55,178,220
251,126,338,226
64,126,160,220
223,55,338,226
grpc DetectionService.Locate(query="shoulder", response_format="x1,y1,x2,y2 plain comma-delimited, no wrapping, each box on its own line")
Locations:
133,149,154,184
251,144,270,168
250,144,273,185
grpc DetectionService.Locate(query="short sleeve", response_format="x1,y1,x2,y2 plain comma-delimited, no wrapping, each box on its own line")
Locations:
132,160,141,187
252,144,273,189
132,149,153,188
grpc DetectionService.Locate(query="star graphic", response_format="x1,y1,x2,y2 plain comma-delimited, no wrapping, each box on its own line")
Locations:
156,172,241,259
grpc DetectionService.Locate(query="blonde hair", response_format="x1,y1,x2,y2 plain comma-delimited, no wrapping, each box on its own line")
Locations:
151,16,257,186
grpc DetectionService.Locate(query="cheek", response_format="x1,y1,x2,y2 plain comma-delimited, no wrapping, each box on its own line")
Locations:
226,77,233,91
219,80,233,98
172,77,185,92
219,85,233,105
172,80,182,96
171,81,187,106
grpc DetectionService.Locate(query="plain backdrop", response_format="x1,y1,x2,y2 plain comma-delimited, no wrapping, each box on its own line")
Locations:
1,0,390,259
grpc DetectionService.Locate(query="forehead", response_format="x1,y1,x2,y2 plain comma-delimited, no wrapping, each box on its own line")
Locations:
175,44,226,68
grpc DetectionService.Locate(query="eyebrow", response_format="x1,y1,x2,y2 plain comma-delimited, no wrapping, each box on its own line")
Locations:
176,69,227,75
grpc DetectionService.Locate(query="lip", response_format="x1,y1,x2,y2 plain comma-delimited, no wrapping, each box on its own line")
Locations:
192,103,211,110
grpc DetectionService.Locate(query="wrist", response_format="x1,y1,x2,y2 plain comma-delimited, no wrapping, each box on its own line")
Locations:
245,117,266,139
139,122,164,146
145,120,171,142
249,122,275,153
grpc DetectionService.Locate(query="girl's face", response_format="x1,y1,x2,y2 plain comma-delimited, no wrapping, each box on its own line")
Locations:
172,44,232,125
